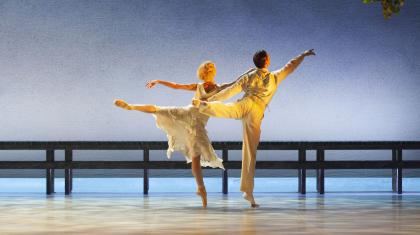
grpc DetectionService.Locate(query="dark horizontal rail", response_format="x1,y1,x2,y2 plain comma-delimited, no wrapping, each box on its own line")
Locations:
1,141,420,150
1,161,420,169
1,141,420,195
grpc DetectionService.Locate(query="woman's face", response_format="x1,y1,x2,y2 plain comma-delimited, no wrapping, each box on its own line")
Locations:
201,73,215,82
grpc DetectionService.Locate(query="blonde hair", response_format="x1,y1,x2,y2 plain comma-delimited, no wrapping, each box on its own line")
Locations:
197,61,216,81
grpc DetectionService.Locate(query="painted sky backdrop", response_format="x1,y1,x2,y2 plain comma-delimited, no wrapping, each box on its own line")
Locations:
1,0,419,141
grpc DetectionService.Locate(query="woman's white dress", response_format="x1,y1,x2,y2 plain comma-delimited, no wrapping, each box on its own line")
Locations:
152,83,225,170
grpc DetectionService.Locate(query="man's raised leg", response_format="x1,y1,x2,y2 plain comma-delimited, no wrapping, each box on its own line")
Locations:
195,100,247,119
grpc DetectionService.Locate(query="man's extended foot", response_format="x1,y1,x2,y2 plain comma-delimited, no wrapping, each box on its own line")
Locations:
243,192,259,208
196,186,207,208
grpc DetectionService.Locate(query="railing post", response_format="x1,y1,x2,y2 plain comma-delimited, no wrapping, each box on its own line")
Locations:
392,148,403,194
397,148,403,194
222,149,228,194
316,149,325,194
65,148,73,195
392,149,397,192
143,148,149,195
298,148,306,194
46,149,55,195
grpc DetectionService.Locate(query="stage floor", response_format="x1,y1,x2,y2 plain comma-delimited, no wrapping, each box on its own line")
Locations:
1,193,419,235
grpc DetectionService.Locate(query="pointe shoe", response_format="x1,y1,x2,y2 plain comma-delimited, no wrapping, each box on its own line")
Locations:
243,192,259,208
114,99,132,110
196,187,207,208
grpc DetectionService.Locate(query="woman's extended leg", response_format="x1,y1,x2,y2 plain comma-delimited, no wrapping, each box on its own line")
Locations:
191,156,207,208
114,99,157,113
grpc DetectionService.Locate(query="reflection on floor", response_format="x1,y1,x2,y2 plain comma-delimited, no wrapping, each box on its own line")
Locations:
0,193,419,234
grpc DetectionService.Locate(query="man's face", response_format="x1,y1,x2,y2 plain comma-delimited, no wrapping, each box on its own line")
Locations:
265,54,271,68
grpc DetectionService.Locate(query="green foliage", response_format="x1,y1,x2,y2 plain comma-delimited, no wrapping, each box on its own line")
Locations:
363,0,405,19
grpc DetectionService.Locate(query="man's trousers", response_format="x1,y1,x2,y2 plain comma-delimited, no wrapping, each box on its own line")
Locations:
198,96,266,193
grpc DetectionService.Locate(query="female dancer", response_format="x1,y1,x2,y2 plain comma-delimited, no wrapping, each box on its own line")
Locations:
114,61,231,208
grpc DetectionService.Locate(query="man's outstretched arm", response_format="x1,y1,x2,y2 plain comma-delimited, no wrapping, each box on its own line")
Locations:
273,49,315,85
218,68,255,90
207,71,251,102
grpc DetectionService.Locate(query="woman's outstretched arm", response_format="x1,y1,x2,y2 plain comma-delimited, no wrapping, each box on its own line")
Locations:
146,80,197,91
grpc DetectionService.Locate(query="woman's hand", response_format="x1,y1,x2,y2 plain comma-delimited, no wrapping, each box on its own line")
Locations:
303,49,316,57
146,80,160,89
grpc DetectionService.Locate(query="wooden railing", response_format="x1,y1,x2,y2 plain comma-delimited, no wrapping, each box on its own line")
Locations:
1,141,420,195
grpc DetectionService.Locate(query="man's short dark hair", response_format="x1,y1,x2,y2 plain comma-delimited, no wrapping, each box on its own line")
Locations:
253,50,268,68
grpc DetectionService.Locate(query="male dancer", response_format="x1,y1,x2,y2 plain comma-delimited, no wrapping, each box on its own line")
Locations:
193,49,315,207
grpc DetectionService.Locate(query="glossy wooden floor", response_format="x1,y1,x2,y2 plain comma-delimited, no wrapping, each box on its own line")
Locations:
1,193,419,235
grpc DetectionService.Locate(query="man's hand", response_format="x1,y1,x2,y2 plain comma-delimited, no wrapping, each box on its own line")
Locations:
303,49,316,57
146,80,159,89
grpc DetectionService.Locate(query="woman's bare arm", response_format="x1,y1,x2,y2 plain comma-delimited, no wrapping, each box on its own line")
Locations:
146,80,197,91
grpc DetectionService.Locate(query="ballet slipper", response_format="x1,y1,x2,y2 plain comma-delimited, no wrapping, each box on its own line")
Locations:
243,192,259,208
196,186,207,208
114,99,132,110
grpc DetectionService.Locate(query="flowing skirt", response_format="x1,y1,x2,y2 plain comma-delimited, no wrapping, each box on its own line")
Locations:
152,104,225,170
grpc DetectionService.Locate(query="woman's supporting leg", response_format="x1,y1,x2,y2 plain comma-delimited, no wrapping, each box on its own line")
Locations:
114,99,157,113
191,156,207,208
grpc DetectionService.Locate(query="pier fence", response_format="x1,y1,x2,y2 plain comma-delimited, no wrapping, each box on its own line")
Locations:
1,141,419,195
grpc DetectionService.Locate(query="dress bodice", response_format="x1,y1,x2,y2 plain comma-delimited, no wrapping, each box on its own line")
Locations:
194,83,221,101
191,83,221,125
